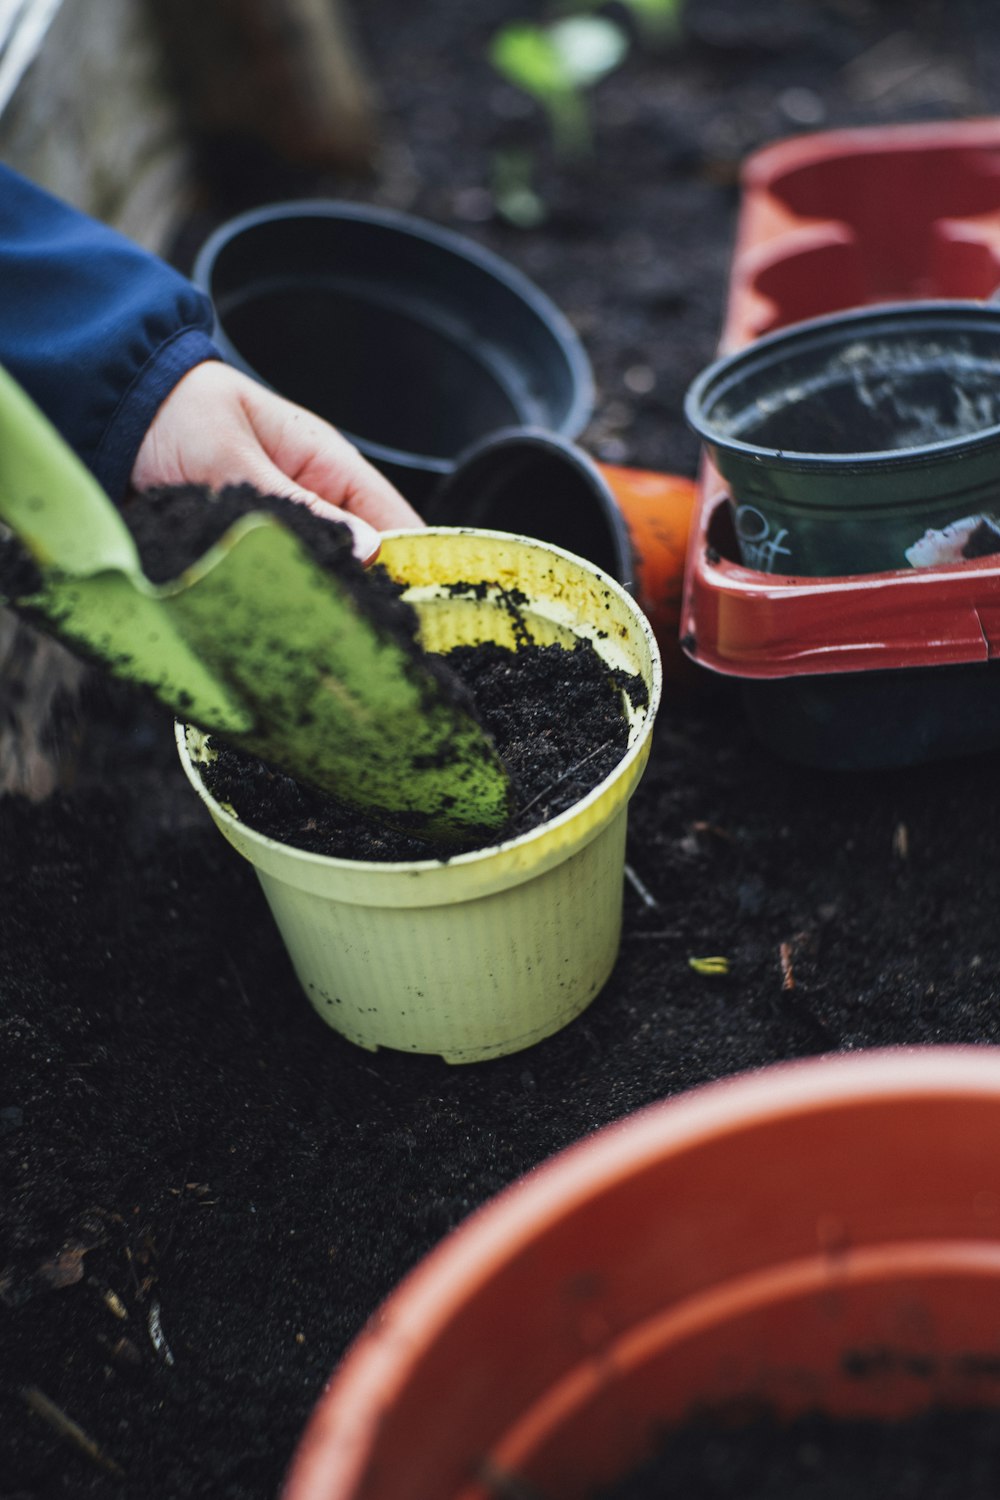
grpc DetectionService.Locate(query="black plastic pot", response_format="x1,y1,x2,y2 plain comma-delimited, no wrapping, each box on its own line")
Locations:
427,427,698,671
427,428,634,587
192,201,594,505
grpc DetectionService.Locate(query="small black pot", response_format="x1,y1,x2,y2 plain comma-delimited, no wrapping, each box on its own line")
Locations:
426,427,635,589
193,201,594,506
427,427,699,673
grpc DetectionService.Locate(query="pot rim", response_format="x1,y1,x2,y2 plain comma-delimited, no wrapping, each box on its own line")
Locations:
192,199,595,473
283,1044,1000,1500
685,298,1000,471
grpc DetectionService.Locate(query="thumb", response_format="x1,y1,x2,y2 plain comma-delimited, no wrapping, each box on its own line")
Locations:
240,457,382,565
296,493,382,566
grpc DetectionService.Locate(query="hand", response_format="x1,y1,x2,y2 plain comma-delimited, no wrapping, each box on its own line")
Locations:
130,360,424,562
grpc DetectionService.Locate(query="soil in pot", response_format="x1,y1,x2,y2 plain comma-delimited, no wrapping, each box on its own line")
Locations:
598,1405,1000,1499
122,485,640,860
201,633,635,860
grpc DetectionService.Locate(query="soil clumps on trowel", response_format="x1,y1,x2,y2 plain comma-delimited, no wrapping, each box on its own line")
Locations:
125,483,420,643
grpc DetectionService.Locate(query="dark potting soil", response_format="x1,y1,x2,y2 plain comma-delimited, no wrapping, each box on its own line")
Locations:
0,478,474,727
597,1406,1000,1499
124,483,362,586
201,637,632,859
0,484,375,602
8,3,1000,1498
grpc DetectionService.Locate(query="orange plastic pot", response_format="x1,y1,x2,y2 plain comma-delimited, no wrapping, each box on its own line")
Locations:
283,1046,1000,1500
427,427,696,674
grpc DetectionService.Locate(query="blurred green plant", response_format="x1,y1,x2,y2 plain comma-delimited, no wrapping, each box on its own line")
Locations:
490,146,548,229
489,14,629,158
487,2,686,226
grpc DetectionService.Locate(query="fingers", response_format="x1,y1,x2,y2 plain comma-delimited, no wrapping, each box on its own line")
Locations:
130,361,425,564
325,446,425,533
234,375,426,532
232,452,383,564
282,492,382,566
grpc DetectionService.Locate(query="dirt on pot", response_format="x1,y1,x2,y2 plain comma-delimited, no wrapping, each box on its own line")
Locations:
202,634,635,860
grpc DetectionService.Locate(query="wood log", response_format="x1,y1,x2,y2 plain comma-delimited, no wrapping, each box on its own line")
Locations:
0,611,86,801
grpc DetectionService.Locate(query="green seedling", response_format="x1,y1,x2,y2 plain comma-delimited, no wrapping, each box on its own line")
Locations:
490,146,548,229
489,14,628,157
0,366,511,842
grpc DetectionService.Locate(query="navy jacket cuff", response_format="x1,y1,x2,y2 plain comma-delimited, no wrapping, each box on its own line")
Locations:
94,329,222,503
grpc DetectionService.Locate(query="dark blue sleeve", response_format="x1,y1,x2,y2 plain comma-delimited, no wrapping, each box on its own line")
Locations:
0,165,221,502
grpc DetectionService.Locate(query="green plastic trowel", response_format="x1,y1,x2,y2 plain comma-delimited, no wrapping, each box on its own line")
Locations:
0,365,511,841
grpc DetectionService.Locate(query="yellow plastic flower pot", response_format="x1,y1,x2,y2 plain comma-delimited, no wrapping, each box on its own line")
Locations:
176,528,661,1064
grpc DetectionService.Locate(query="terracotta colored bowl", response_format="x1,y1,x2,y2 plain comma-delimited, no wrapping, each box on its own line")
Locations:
283,1046,1000,1500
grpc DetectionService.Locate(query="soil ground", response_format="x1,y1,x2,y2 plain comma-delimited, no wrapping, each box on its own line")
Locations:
5,2,1000,1497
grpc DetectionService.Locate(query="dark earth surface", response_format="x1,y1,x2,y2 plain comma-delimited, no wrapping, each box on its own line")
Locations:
597,1407,1000,1499
7,1,1000,1496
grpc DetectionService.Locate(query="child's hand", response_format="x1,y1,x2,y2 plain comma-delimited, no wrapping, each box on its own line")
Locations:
130,361,424,562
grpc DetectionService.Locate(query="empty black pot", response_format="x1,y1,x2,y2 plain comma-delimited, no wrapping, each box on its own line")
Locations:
427,428,634,585
427,426,697,670
193,201,594,505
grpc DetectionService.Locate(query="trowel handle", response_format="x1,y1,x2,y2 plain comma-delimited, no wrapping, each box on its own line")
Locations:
0,365,140,579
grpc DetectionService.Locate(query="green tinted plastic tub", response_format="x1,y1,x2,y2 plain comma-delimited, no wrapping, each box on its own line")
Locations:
684,300,1000,576
177,529,661,1065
